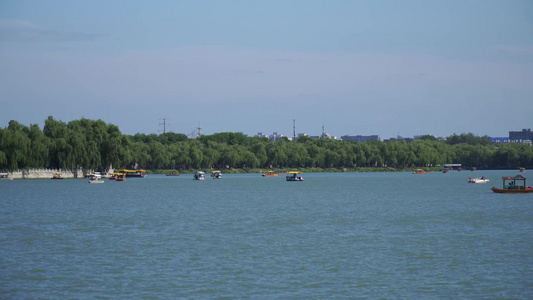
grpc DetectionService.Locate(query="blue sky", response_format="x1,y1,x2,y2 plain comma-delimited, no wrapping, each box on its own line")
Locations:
1,0,532,139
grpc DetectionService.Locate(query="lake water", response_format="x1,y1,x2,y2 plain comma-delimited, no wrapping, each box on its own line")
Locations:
1,170,532,298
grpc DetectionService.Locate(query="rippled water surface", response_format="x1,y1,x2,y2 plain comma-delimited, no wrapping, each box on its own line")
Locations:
1,170,533,298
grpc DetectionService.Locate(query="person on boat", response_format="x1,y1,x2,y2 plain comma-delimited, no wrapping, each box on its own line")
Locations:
509,182,514,189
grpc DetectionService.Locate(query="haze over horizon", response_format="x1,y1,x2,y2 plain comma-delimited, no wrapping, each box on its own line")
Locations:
1,1,532,139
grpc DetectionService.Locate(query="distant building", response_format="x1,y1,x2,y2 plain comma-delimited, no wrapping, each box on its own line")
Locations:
509,128,533,143
255,132,285,141
256,132,269,139
269,132,285,142
309,132,338,140
291,133,308,141
490,137,510,144
385,132,412,142
341,135,381,142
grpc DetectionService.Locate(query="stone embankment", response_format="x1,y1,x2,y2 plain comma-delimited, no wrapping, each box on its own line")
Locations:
6,169,90,179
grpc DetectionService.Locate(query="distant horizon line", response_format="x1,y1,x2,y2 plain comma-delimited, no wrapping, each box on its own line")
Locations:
138,129,516,140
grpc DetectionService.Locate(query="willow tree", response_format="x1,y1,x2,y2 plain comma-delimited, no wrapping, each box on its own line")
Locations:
0,121,32,170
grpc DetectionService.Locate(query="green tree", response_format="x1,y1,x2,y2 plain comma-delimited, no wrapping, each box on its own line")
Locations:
27,124,50,168
0,121,32,170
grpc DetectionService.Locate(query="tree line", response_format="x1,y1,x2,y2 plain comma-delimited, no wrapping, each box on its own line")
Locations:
1,117,532,171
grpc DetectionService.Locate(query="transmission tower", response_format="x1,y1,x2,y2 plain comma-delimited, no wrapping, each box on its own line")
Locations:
159,118,170,134
293,119,296,140
196,123,202,137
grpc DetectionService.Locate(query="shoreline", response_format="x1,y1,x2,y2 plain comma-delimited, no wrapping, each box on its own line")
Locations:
3,167,524,180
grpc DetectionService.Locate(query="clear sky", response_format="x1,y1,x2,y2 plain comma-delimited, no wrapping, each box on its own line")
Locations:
1,0,532,139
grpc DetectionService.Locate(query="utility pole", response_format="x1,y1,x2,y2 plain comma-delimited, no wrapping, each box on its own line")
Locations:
159,118,168,134
293,119,296,140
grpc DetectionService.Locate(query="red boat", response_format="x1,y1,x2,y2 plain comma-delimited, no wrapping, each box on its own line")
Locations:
491,175,533,193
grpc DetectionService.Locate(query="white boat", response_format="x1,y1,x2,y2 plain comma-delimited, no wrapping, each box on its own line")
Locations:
211,170,222,179
87,171,102,178
98,171,110,178
0,173,13,180
468,176,489,184
286,171,304,181
193,171,206,180
88,173,104,184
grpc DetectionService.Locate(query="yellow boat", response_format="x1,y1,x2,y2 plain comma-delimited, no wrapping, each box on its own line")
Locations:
51,172,63,179
118,169,146,178
413,169,426,174
114,173,126,181
286,171,304,181
262,171,278,177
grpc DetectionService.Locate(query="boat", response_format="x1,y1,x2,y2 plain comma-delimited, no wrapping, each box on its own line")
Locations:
471,167,477,171
413,169,426,174
166,171,181,176
468,176,489,184
51,172,63,179
119,169,146,178
211,170,222,179
262,171,278,177
442,169,450,173
114,173,126,182
0,173,13,180
520,167,526,172
491,175,533,193
286,171,304,181
88,173,104,184
193,171,206,180
87,171,102,178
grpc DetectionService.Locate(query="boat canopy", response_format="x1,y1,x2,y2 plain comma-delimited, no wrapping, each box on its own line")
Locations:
501,175,527,189
120,169,146,173
502,175,526,181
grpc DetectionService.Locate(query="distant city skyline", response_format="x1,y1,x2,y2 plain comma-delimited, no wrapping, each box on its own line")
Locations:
162,120,530,141
1,1,532,139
